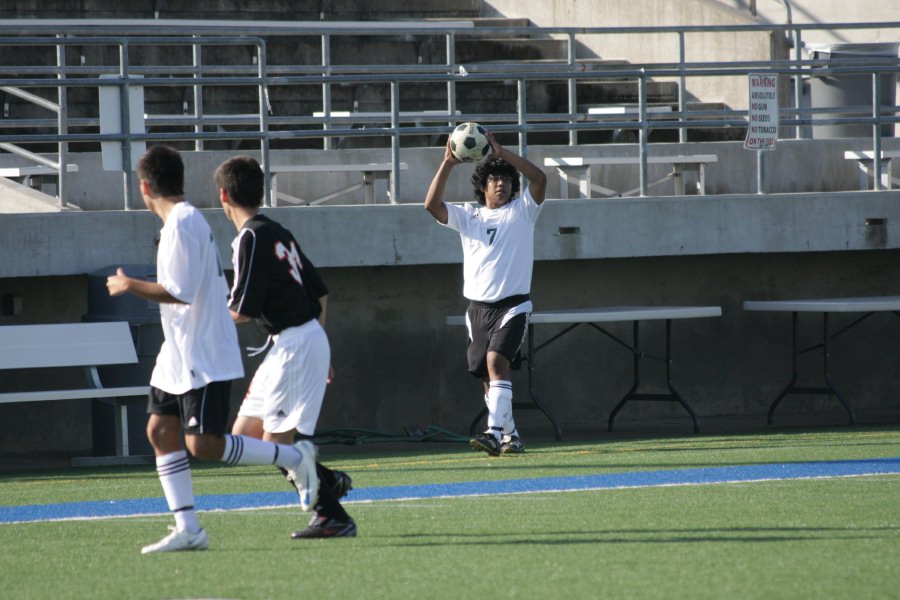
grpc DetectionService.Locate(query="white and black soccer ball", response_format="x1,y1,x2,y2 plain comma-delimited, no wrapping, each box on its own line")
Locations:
449,122,490,163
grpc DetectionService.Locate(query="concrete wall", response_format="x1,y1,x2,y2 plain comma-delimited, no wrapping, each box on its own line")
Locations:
719,1,900,45
484,0,784,110
2,186,899,279
3,248,900,460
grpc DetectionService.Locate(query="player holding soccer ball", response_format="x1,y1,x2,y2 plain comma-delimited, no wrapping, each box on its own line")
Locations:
425,128,547,455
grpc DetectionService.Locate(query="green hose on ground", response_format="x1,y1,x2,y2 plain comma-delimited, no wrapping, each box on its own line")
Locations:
312,425,469,445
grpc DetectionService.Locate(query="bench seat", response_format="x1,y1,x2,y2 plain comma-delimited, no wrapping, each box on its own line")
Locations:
0,321,150,464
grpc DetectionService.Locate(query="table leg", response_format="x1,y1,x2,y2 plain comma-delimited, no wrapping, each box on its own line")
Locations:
607,321,640,431
857,159,892,191
115,402,130,457
767,311,855,425
767,311,799,424
664,319,700,433
858,159,871,191
556,167,570,199
608,320,700,433
522,321,563,440
672,166,685,195
580,166,591,198
363,170,375,204
822,313,856,424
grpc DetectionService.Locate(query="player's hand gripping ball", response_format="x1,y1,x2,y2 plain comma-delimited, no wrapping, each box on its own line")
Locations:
449,122,490,162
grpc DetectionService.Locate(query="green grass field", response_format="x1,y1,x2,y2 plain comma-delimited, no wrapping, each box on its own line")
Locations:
2,427,899,599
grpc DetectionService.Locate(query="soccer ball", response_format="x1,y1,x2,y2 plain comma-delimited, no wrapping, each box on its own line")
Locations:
449,122,490,163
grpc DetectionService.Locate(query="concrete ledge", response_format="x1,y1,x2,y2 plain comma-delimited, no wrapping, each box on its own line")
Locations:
0,190,897,277
0,177,66,214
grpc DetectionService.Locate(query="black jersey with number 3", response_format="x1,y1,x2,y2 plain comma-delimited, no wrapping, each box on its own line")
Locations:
228,214,328,335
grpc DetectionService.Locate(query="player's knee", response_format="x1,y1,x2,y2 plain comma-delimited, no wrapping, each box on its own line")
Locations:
184,434,223,460
146,417,176,447
486,351,510,378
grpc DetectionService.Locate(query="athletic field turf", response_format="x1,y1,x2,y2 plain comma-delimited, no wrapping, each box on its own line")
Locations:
2,426,899,599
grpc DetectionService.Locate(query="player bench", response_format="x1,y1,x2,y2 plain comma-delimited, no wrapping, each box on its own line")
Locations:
269,162,409,206
0,321,150,464
0,164,79,179
0,164,79,192
544,154,718,198
842,150,900,190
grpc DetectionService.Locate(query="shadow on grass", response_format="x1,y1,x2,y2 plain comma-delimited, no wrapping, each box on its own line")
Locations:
376,525,900,547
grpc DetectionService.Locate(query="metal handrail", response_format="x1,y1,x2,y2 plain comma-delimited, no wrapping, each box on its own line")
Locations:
0,21,899,207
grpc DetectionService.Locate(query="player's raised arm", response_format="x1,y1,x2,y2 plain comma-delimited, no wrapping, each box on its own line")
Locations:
485,131,548,205
424,137,461,224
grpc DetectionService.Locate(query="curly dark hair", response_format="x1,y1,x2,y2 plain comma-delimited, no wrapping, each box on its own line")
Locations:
470,157,519,205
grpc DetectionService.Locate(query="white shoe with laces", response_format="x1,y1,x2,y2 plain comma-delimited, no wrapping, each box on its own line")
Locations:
285,440,319,511
141,526,209,554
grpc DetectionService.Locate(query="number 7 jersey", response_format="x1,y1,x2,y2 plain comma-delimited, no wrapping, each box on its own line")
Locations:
441,187,543,303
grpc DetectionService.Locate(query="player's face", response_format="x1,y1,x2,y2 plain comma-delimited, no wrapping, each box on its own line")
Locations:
483,174,512,208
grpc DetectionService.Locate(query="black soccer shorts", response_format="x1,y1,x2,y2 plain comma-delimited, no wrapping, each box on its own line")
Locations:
147,379,233,436
465,295,530,378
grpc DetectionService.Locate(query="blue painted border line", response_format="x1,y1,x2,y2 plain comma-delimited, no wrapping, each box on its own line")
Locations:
2,457,899,524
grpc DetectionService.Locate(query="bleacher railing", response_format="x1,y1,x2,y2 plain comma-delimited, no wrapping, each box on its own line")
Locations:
0,19,898,208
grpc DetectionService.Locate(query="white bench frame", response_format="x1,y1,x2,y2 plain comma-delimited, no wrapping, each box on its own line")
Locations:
0,321,150,462
843,150,900,191
544,154,718,198
0,164,79,194
270,162,409,206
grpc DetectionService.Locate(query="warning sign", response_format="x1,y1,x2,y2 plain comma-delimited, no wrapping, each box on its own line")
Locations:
744,74,779,151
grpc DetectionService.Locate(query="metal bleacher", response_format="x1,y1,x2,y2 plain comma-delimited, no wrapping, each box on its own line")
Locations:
0,17,899,209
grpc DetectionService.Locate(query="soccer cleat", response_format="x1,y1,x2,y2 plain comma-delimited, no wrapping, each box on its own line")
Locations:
469,432,501,456
285,440,319,511
331,469,353,500
291,514,357,539
141,526,209,554
500,435,525,454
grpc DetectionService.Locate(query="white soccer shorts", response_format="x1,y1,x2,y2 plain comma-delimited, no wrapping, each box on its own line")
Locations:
237,319,330,435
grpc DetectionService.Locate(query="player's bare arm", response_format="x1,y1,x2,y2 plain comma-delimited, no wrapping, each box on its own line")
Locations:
106,267,185,304
424,138,461,224
229,309,250,324
485,131,547,204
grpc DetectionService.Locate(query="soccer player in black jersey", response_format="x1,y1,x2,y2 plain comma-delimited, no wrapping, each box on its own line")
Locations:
216,155,356,538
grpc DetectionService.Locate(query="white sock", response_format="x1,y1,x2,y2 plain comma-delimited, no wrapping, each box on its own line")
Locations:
487,380,513,440
156,450,200,534
504,405,519,440
221,434,298,470
503,426,519,442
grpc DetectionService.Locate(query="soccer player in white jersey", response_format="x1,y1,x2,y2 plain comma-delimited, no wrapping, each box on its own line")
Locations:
425,131,547,455
216,155,356,539
106,146,318,554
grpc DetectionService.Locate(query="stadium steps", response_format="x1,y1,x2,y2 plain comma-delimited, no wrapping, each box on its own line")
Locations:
0,2,715,150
